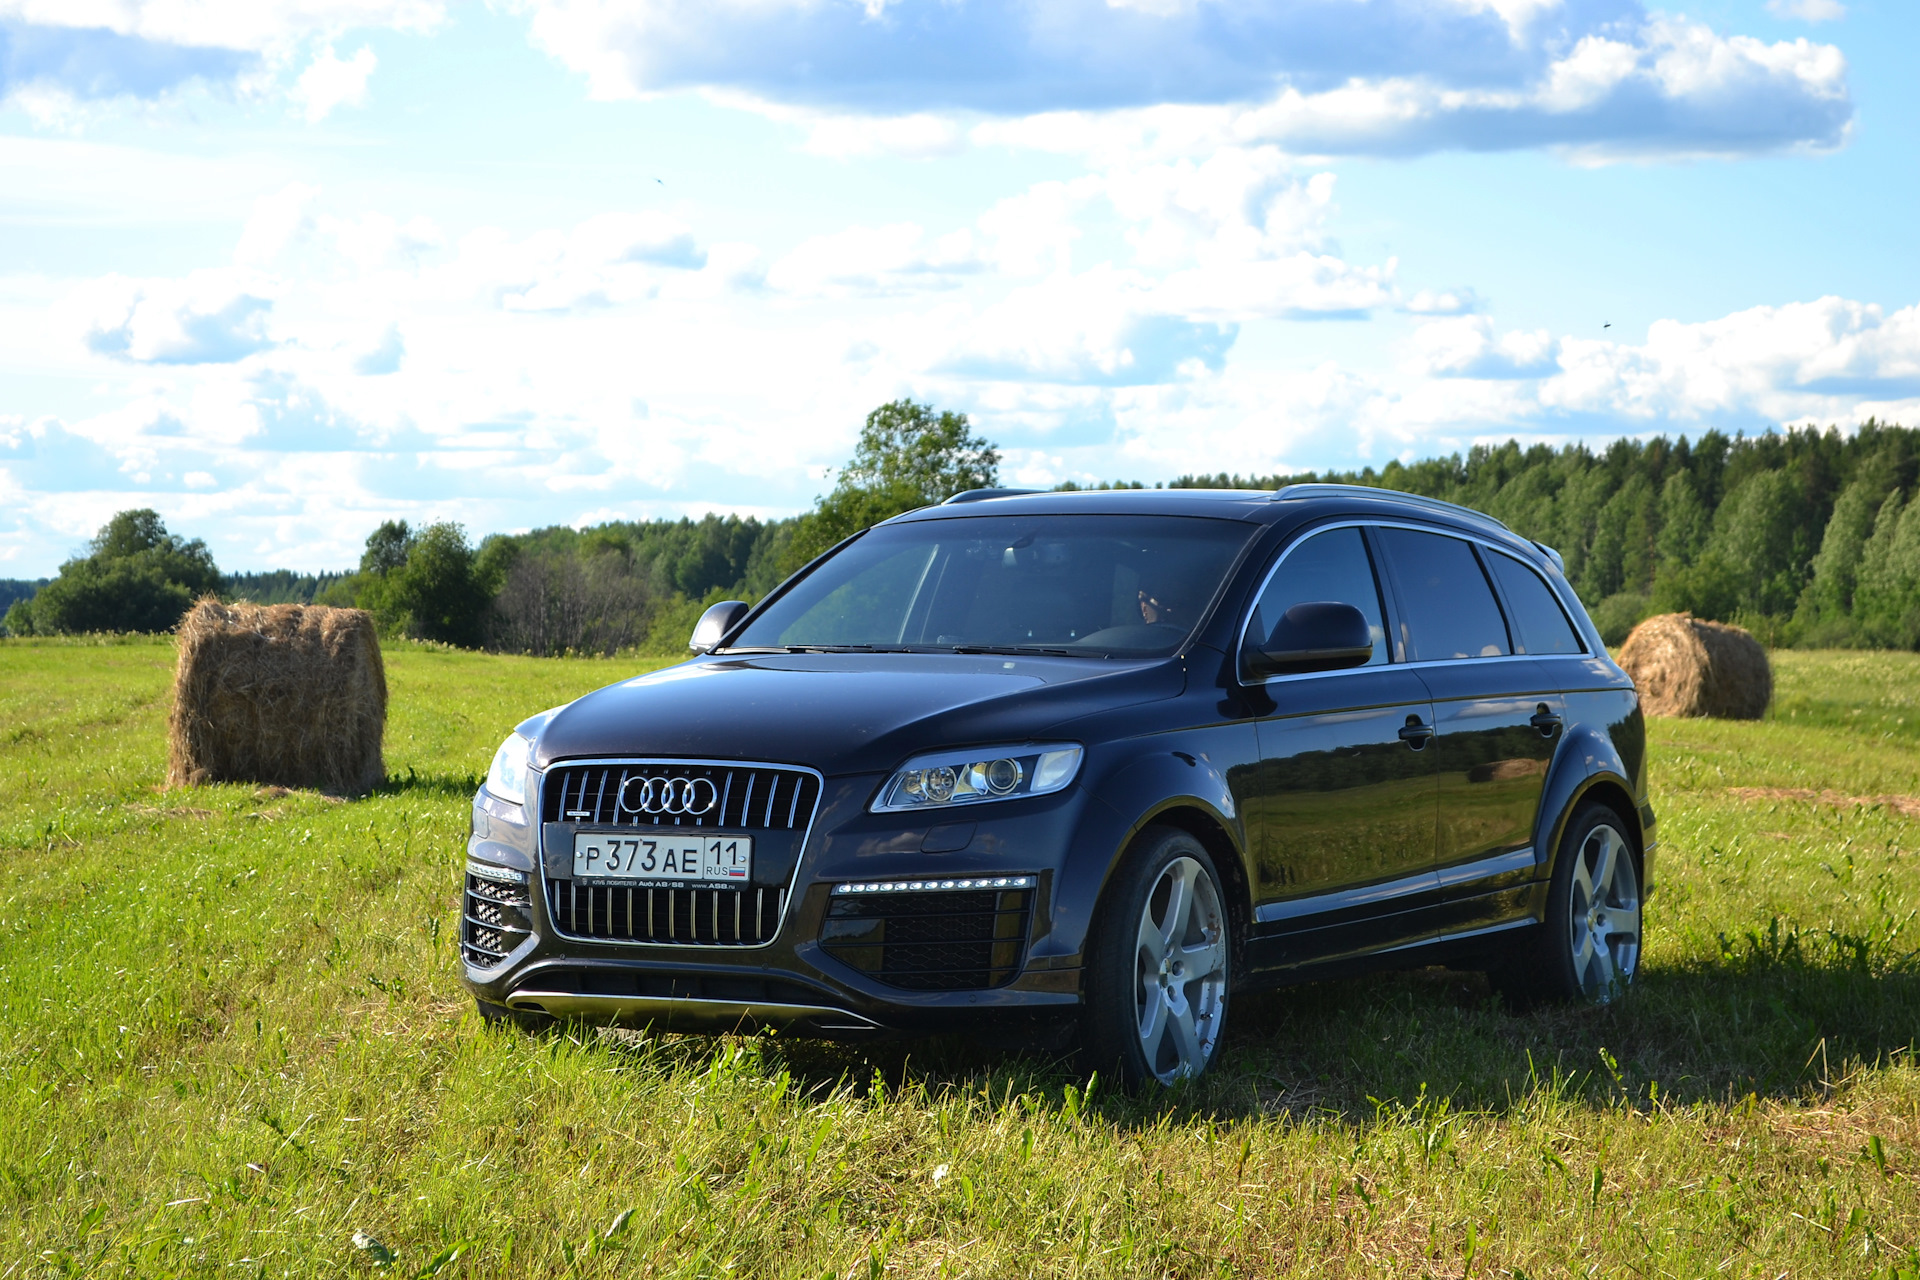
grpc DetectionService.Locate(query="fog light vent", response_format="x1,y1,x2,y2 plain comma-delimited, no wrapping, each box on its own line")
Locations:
464,863,532,968
820,882,1033,991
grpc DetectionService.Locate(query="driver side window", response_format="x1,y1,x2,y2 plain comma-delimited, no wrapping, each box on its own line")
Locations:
1247,527,1389,671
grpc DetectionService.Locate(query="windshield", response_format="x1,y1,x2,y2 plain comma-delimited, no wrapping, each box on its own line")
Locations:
730,514,1256,657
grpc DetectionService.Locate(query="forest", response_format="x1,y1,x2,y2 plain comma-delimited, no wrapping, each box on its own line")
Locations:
6,407,1919,653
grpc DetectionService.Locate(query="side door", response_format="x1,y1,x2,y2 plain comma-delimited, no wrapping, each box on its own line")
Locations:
1236,525,1441,972
1370,527,1563,934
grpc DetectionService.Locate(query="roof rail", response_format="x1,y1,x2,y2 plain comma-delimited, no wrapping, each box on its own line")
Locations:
942,488,1041,504
1270,483,1510,532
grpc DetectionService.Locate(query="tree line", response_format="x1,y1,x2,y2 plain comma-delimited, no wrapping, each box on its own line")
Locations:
1171,419,1920,646
6,406,1919,652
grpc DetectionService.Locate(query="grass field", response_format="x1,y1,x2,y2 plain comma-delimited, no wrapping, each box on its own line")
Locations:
1,637,1916,1278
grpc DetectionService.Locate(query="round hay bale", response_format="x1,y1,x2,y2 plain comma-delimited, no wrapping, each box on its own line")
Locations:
166,597,387,794
1616,611,1771,720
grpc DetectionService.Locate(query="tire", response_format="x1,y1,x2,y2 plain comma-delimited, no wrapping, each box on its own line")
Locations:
475,998,555,1032
1491,802,1643,1008
1083,827,1233,1088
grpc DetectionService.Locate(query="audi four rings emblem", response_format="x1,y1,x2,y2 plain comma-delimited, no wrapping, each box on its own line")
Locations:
617,775,718,816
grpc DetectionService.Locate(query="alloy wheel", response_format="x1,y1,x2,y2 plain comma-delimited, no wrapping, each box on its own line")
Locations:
1133,855,1228,1082
1567,822,1640,1002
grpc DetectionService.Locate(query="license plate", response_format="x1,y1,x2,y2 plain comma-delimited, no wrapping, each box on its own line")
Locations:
570,830,752,885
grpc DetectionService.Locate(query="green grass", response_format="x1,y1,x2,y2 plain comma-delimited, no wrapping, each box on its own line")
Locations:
0,637,1915,1278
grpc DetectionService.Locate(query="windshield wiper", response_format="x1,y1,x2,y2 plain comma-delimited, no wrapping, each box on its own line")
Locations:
775,644,917,653
948,644,1085,657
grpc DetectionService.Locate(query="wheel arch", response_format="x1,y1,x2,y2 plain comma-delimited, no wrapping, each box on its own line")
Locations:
1535,712,1644,854
1075,793,1253,987
1540,773,1646,888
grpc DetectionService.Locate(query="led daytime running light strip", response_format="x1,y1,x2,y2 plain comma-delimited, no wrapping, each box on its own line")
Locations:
467,861,529,885
833,876,1035,895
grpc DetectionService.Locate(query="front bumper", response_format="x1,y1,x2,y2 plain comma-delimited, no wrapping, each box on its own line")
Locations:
459,772,1090,1035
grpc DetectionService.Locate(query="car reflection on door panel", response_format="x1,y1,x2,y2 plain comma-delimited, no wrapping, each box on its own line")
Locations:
1241,670,1439,969
1370,524,1561,933
1420,665,1562,893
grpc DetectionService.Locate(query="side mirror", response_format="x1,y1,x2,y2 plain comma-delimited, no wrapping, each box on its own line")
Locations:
689,600,750,654
1245,601,1373,678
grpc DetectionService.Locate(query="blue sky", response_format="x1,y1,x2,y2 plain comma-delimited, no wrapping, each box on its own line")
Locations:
1,0,1915,574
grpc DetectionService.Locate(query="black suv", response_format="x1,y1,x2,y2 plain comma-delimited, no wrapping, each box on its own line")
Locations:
461,485,1653,1085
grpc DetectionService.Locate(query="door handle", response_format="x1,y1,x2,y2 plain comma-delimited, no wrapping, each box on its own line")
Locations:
1398,715,1433,749
1530,704,1563,737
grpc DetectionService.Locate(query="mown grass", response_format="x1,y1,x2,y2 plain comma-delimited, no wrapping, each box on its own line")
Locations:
0,636,1915,1278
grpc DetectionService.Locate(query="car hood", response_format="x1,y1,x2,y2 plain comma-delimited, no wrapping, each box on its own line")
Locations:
533,651,1185,777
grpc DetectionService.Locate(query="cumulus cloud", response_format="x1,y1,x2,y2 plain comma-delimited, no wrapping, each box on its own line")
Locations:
455,211,710,311
1403,287,1484,315
0,18,251,104
1537,297,1920,421
767,223,980,296
1414,315,1558,378
931,267,1236,385
522,0,1852,159
1766,0,1845,22
0,2,443,54
0,2,439,111
292,44,376,121
352,323,404,375
74,270,276,364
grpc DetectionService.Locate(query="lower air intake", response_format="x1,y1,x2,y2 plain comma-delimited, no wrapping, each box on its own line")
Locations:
464,867,532,968
820,882,1033,991
547,880,783,946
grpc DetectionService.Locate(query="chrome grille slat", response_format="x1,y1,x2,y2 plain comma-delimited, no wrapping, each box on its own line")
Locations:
544,879,783,945
541,759,820,948
541,762,818,831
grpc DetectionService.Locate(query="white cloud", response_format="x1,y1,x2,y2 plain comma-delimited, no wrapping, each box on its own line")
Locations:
352,324,405,375
1413,316,1557,378
0,1,444,53
73,270,277,364
448,211,709,311
767,223,980,296
235,183,321,265
931,267,1235,386
292,44,377,121
1402,287,1483,316
1535,297,1920,422
0,2,441,118
1766,0,1845,22
521,1,1852,159
325,211,447,270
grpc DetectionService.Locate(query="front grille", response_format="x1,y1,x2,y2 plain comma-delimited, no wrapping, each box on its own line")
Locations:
820,880,1034,991
464,865,532,968
543,762,819,830
541,760,821,948
546,881,783,945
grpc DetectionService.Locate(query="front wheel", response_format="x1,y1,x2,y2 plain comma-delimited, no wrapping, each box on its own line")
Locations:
1492,802,1642,1007
1083,827,1232,1088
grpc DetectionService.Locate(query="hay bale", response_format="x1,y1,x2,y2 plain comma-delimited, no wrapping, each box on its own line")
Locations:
1616,612,1771,720
167,597,387,794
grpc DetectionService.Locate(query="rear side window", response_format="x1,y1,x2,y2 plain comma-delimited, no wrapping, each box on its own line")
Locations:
1486,551,1585,654
1246,527,1389,669
1374,527,1511,661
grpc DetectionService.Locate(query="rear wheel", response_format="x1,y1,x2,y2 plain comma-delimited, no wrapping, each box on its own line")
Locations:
1492,802,1642,1007
1084,827,1231,1088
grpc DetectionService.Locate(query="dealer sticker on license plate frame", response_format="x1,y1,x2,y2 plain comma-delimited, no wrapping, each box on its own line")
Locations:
570,829,752,885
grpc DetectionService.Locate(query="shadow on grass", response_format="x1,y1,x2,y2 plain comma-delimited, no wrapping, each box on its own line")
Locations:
375,767,484,801
619,941,1920,1129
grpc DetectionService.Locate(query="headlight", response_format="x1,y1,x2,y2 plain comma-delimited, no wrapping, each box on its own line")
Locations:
481,704,567,806
871,743,1084,813
484,732,532,805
